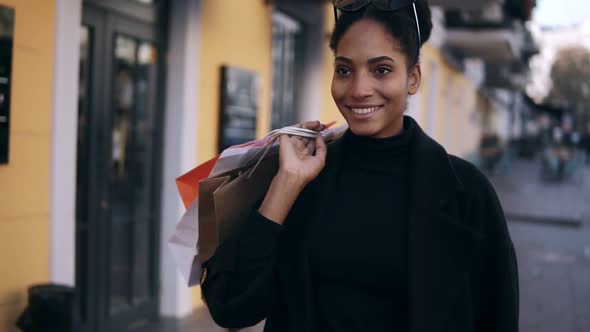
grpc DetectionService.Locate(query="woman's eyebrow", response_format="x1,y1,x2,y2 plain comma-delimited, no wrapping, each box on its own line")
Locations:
334,56,395,64
335,56,353,64
368,56,395,64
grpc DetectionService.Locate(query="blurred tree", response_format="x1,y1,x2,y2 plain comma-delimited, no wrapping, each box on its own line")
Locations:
547,47,590,129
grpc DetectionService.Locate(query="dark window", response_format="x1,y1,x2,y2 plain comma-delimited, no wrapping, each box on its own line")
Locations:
271,12,301,129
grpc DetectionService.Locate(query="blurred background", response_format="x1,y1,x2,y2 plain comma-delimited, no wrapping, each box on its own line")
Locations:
0,0,588,331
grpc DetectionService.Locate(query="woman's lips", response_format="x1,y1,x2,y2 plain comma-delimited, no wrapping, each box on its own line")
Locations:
347,105,383,120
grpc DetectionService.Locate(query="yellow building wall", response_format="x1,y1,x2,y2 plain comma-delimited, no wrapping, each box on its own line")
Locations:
193,0,273,307
417,44,440,130
419,43,480,157
0,1,55,331
441,67,480,158
453,75,480,158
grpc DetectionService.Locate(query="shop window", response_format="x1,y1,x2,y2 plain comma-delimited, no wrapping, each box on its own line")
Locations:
271,11,301,129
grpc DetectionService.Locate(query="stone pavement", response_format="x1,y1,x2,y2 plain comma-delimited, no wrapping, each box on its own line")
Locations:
490,160,590,332
487,159,589,225
140,304,263,332
509,221,590,332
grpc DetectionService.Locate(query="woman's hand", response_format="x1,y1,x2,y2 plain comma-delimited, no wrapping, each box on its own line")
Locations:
258,121,327,225
277,120,328,188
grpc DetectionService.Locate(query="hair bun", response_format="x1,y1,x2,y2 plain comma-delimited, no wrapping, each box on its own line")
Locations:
415,0,433,46
330,0,435,65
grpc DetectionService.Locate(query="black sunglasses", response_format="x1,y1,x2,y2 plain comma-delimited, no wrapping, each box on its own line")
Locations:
333,0,422,47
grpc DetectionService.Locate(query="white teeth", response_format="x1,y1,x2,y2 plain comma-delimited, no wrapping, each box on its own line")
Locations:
351,106,380,114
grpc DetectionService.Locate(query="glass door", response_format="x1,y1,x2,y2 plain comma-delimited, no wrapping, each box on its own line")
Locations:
77,2,164,331
108,29,159,326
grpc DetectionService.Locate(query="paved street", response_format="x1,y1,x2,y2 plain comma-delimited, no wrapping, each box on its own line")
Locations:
509,221,590,332
141,303,263,332
489,159,590,332
489,159,589,225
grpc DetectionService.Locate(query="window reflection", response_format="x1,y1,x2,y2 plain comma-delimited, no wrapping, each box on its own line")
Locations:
112,36,136,180
110,34,157,311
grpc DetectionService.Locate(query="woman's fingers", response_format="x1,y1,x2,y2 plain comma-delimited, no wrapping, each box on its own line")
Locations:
314,134,327,161
281,121,327,158
293,136,307,149
280,134,309,156
300,120,322,131
277,124,327,184
304,137,316,155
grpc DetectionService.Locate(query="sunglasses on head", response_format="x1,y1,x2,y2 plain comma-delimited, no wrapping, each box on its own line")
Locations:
333,0,422,47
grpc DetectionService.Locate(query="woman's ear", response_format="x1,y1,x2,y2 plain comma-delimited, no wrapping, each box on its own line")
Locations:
408,64,421,95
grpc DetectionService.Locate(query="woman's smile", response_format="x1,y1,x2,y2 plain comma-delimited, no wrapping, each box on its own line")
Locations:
347,105,384,120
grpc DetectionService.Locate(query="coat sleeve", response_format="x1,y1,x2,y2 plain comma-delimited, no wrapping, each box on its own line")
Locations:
200,209,283,329
472,177,520,332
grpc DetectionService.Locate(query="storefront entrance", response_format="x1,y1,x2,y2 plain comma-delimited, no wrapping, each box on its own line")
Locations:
75,1,167,331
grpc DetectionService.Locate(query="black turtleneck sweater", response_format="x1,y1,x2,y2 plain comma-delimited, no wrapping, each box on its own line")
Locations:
309,118,414,331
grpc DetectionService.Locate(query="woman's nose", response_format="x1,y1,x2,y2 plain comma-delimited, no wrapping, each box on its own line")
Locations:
349,73,373,99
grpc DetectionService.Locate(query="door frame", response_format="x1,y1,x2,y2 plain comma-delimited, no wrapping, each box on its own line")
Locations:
80,3,166,330
51,0,198,322
50,0,82,289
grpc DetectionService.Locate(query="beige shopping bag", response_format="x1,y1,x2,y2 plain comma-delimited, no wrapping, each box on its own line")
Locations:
197,155,279,264
197,175,232,265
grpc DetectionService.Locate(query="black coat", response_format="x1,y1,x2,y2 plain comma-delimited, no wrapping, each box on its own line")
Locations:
201,117,519,332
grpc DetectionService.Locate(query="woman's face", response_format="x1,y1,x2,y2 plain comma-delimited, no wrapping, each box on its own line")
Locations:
331,19,421,138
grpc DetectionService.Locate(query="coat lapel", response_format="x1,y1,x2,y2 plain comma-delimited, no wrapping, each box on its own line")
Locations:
276,137,346,332
407,120,482,332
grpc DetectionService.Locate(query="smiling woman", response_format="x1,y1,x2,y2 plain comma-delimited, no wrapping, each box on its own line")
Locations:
331,21,421,138
329,0,431,139
199,1,519,331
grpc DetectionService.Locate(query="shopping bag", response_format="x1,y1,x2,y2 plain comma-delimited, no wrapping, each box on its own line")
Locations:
176,155,219,209
169,122,347,286
215,155,279,244
196,175,232,265
167,198,202,287
175,121,342,209
198,154,279,262
169,156,277,287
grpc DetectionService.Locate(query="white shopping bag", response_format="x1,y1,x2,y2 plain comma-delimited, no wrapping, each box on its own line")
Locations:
168,199,201,287
210,123,348,178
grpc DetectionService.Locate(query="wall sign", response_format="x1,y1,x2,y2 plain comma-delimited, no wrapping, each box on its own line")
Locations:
0,4,14,164
218,66,259,152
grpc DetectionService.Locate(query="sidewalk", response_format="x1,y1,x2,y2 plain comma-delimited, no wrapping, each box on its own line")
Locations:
491,159,590,332
488,159,589,226
142,305,264,332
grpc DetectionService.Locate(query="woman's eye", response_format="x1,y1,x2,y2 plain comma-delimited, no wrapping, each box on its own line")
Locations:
335,67,351,75
375,66,392,75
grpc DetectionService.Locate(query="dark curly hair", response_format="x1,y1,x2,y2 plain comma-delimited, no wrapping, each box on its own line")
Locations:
329,0,433,68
